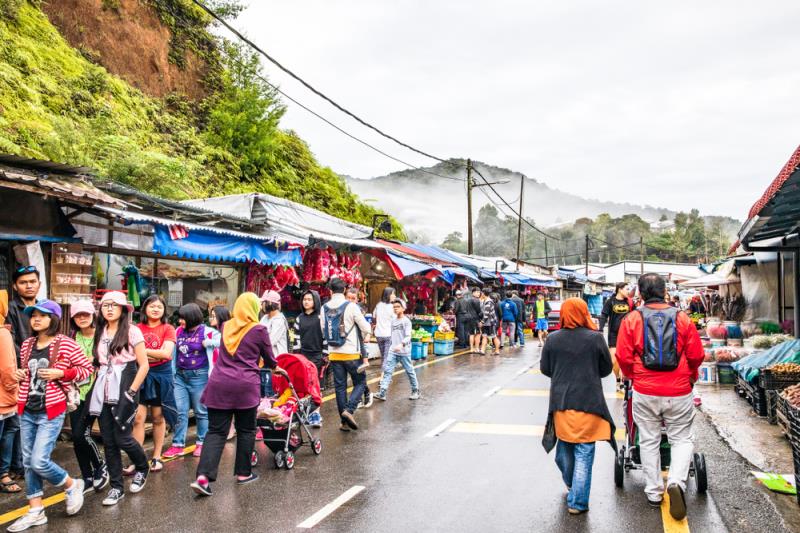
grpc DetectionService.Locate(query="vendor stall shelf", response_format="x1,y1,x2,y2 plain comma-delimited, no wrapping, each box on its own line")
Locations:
50,243,93,305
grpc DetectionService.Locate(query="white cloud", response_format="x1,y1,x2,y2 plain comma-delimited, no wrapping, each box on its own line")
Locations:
232,0,800,220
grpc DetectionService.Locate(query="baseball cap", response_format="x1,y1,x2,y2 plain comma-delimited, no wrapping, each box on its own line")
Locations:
23,299,62,320
260,290,281,305
70,299,96,318
99,291,134,313
12,265,39,283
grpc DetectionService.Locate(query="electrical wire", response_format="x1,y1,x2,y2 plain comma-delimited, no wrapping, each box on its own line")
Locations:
252,72,465,182
193,0,448,163
471,166,563,241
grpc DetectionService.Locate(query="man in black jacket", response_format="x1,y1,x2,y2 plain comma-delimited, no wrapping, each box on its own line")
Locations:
453,290,468,348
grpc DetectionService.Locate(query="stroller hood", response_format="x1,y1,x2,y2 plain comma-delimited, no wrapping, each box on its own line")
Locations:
272,353,323,406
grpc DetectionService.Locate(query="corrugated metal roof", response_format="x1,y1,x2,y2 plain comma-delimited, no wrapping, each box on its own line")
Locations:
0,164,124,207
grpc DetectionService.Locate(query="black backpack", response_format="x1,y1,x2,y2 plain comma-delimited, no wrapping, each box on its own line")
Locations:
639,306,680,371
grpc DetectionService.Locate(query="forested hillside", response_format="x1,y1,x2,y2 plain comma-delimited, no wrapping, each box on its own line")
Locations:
0,0,399,234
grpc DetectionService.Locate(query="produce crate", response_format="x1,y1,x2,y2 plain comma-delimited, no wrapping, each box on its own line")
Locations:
411,341,426,360
717,362,737,385
434,331,455,341
735,375,750,398
766,390,780,425
752,384,768,417
433,339,455,356
759,369,800,391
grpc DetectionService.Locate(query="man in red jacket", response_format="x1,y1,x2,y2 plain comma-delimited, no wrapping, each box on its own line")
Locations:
616,273,704,520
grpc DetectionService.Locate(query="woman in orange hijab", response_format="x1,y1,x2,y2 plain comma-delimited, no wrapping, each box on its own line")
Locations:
540,298,614,515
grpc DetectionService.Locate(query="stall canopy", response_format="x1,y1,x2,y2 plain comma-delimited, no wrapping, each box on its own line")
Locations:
96,206,302,266
441,267,481,284
503,271,561,288
385,252,441,278
183,193,382,250
738,144,800,249
679,272,740,288
401,243,476,270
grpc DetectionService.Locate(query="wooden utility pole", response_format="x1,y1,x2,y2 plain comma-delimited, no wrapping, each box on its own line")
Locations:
544,239,549,266
467,159,474,255
515,174,524,269
585,235,590,279
640,236,644,275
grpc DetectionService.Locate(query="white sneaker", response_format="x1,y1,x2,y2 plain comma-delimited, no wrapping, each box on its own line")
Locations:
7,509,47,532
65,478,85,516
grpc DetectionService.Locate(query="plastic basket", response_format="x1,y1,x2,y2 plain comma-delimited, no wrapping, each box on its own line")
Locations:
434,331,455,341
766,390,780,425
411,341,427,360
717,362,737,385
434,340,455,356
752,384,768,417
759,370,800,391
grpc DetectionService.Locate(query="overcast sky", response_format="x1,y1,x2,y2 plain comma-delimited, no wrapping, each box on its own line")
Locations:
232,0,800,220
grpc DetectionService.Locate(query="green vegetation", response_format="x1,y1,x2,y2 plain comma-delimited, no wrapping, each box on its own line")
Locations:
441,207,736,265
0,0,402,236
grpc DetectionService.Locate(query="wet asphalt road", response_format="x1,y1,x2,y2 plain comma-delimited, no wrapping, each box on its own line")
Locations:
0,342,790,532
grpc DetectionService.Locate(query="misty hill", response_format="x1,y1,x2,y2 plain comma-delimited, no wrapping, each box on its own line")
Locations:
346,159,679,243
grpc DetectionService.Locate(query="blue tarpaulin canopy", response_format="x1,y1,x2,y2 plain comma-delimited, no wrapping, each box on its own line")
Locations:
441,267,482,285
386,252,440,278
153,225,302,266
402,243,477,270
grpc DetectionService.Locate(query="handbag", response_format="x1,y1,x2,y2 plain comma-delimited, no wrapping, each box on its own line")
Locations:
541,413,557,453
51,336,82,413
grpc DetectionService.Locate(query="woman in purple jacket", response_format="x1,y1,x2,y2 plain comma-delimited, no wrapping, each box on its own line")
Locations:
191,293,279,496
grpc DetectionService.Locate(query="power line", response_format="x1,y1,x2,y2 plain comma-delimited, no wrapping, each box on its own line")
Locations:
253,72,465,182
193,0,448,163
471,166,563,241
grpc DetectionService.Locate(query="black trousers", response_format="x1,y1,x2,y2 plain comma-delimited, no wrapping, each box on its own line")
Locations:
99,404,148,491
69,401,103,481
196,407,256,482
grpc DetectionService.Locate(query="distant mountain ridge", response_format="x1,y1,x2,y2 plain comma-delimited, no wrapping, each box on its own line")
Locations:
345,159,683,243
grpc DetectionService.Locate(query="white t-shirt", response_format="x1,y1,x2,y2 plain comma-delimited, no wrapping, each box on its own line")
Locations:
262,313,289,355
373,301,395,338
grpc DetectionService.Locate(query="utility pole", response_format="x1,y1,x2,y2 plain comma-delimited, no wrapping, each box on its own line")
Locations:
544,239,549,266
515,174,525,269
467,159,474,255
585,235,590,279
640,236,644,275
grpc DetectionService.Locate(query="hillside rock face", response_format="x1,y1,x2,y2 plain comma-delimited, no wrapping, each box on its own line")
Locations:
42,0,208,99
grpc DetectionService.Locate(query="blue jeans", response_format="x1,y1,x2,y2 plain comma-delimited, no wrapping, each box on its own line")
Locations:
20,411,68,499
331,360,366,417
516,322,525,346
379,351,419,392
555,441,596,511
173,368,210,447
0,415,17,474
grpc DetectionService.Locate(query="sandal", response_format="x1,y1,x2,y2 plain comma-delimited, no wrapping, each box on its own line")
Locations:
122,465,136,477
0,476,21,493
149,458,164,473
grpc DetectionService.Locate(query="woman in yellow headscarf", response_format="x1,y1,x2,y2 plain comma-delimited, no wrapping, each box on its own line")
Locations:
0,291,20,493
540,298,615,515
193,293,278,496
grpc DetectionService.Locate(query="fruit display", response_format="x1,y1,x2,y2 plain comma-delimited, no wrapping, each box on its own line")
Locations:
781,383,800,408
766,362,800,380
411,329,433,343
302,248,362,286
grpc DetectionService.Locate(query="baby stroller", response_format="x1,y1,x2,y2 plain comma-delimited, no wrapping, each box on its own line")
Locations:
252,353,323,470
614,380,707,492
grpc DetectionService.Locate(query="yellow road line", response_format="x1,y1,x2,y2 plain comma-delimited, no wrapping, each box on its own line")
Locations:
0,350,472,526
321,349,471,403
497,388,623,400
448,421,625,441
0,443,199,525
661,489,691,533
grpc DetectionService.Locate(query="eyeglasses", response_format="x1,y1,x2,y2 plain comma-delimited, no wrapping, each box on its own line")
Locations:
15,266,38,274
100,303,119,311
